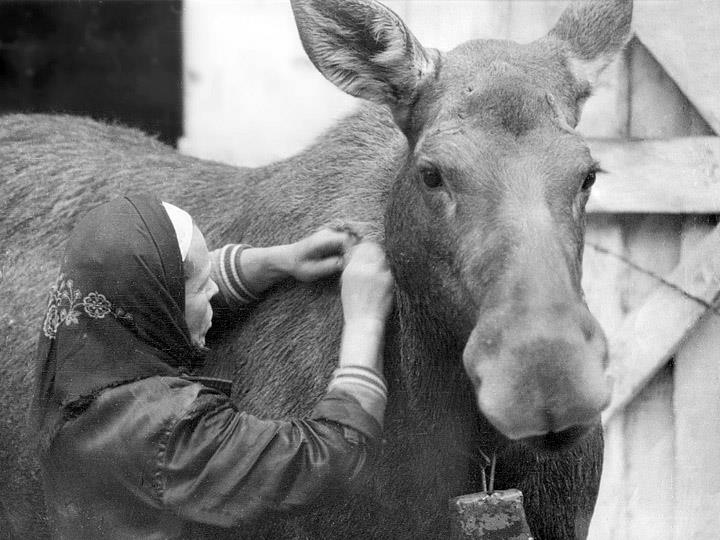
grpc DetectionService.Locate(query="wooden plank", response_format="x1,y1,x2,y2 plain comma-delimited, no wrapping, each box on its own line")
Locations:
627,38,712,139
587,216,679,540
633,0,720,134
679,217,717,261
587,137,720,214
615,215,682,316
588,417,627,540
673,218,720,539
619,216,680,540
583,216,626,336
625,366,675,540
673,314,720,538
602,222,720,423
584,216,628,540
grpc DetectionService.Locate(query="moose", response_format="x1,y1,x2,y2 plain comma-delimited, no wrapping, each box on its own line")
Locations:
0,0,632,537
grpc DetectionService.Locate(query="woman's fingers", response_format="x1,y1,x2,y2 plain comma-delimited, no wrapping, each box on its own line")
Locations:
301,229,352,258
289,227,384,281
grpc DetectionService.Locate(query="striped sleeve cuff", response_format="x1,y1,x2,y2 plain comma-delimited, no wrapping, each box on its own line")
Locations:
210,244,260,308
311,390,382,442
327,366,388,429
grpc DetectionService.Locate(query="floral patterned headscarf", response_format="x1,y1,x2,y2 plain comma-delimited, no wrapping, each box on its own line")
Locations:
33,194,201,448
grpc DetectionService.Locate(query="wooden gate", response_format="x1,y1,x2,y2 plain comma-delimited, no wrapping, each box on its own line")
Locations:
181,2,720,538
577,1,720,537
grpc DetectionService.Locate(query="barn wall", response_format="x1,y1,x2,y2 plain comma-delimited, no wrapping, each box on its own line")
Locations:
584,34,716,540
0,1,182,145
181,2,719,539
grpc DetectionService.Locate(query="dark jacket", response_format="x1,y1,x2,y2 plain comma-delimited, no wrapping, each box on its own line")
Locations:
41,376,380,539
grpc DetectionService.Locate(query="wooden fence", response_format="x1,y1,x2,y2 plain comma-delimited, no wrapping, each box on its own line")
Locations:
181,2,720,538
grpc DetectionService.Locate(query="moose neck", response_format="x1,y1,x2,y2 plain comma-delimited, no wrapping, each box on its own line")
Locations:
372,288,495,505
211,104,407,248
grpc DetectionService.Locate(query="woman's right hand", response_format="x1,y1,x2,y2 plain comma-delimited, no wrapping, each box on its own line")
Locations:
338,241,394,372
340,241,394,326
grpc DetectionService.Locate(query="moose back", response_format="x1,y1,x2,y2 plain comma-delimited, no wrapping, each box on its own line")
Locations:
0,0,632,538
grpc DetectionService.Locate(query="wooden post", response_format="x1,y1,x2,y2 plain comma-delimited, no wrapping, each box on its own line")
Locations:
672,219,720,539
584,216,628,540
633,0,720,133
621,216,679,540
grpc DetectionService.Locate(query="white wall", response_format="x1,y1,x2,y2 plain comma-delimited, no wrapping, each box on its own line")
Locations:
181,0,623,167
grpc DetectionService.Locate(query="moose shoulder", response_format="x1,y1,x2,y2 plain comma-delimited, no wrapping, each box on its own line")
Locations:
0,0,632,538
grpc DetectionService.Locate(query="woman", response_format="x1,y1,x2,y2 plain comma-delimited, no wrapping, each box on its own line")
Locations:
33,194,393,538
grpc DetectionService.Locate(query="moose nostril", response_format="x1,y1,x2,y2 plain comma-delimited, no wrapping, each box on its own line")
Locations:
474,329,503,356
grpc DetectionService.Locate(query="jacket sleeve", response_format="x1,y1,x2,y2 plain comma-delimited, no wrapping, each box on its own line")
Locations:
158,387,381,528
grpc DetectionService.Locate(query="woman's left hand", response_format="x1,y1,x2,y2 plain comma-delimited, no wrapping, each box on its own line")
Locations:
228,229,359,298
284,229,356,282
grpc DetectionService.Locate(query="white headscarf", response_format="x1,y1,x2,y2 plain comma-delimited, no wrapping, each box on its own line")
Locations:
161,201,194,262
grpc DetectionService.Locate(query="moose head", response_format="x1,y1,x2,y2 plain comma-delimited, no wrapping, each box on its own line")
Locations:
291,0,632,448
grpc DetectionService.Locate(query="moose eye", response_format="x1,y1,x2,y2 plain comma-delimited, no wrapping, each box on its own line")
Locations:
420,165,443,189
581,170,597,191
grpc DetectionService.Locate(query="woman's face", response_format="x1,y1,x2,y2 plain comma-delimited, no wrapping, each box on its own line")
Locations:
184,225,219,348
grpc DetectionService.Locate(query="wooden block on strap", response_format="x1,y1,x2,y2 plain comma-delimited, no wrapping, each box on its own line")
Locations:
448,489,534,539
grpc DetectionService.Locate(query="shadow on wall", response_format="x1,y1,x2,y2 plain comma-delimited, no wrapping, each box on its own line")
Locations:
0,0,182,146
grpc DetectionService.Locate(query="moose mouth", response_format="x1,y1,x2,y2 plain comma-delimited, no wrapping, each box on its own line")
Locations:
520,422,595,453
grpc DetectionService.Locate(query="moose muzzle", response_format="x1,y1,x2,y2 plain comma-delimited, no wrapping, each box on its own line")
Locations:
463,300,610,445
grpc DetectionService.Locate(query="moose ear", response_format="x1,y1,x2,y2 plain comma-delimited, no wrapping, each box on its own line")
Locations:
290,0,437,134
548,0,633,86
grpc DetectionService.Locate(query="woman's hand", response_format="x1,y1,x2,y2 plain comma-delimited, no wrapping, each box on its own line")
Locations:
338,240,395,372
284,228,354,282
340,241,394,325
236,229,354,297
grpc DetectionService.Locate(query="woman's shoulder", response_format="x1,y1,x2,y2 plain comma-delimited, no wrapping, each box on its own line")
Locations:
101,376,206,415
44,376,228,509
55,376,222,465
